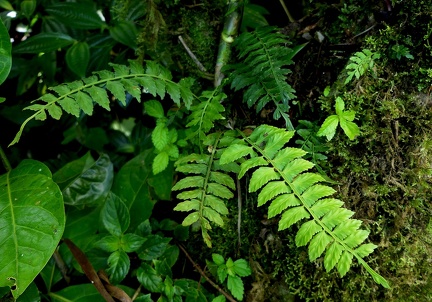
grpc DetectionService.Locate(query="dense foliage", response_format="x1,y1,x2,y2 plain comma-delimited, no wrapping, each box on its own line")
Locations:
0,0,431,301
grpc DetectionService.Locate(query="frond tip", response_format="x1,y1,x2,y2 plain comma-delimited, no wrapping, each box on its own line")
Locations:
220,125,389,288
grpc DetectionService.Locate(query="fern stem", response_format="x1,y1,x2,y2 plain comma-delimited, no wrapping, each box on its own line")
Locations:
214,0,243,87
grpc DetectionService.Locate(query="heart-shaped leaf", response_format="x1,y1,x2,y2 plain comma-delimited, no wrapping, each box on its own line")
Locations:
0,160,64,299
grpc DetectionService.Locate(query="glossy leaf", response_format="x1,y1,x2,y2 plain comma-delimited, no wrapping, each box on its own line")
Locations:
137,263,163,293
111,150,154,230
138,235,170,261
53,153,113,206
49,284,105,302
144,100,164,119
20,0,36,19
101,193,130,236
109,21,138,50
46,3,106,29
107,250,130,284
0,160,64,299
13,33,75,54
227,275,244,301
66,42,90,78
0,18,12,85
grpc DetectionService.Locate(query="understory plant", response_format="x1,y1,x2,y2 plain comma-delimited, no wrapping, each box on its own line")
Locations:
0,1,395,301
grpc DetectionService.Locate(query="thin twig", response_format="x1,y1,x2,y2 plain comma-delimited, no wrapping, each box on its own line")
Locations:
279,0,295,23
131,285,141,301
236,176,242,251
0,145,11,172
178,244,237,302
178,35,208,73
52,250,71,285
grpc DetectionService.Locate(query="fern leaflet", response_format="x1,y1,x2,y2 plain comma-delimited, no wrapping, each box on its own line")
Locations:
10,60,195,146
226,26,305,129
220,125,389,288
173,131,239,247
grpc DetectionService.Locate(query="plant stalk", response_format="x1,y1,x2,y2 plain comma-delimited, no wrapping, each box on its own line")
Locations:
0,145,11,172
214,0,244,87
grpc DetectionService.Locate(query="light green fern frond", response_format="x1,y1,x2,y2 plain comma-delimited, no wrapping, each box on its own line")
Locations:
226,26,305,129
10,60,195,146
219,125,389,288
186,89,226,144
173,132,240,247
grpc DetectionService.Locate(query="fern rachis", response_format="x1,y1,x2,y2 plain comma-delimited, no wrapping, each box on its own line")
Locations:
220,125,389,288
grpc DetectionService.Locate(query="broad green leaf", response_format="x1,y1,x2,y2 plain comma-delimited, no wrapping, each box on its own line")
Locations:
49,284,105,302
308,231,333,261
295,220,322,247
107,250,130,284
0,160,64,299
111,150,154,230
233,259,251,277
278,206,310,231
317,115,339,141
94,235,120,252
121,233,145,252
20,0,36,19
13,33,75,54
138,235,170,261
152,123,169,151
147,161,174,201
153,151,169,175
335,97,345,116
212,295,226,302
137,264,163,293
227,275,244,301
212,254,225,266
101,193,130,236
0,18,12,85
217,265,227,283
144,100,164,118
109,21,138,50
46,3,106,29
0,0,13,10
66,42,90,78
339,118,360,140
53,153,113,206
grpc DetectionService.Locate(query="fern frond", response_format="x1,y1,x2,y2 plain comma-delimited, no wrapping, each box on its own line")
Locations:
10,61,195,146
219,125,389,288
226,26,305,129
173,132,239,248
186,89,226,144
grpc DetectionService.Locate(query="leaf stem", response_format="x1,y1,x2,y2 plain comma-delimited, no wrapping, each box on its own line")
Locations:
0,145,11,172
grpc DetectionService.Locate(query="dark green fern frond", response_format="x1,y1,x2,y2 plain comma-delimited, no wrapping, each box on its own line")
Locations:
10,60,195,146
226,26,305,129
219,125,389,288
173,131,239,247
